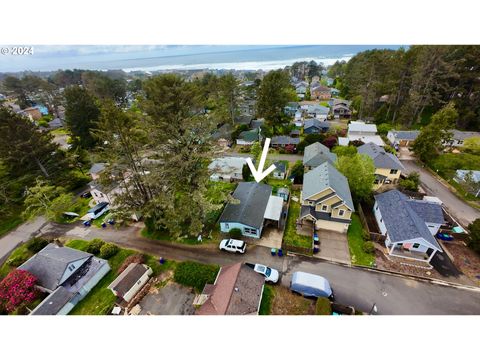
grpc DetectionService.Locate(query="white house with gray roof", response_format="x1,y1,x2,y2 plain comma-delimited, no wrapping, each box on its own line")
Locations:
299,162,354,233
373,190,444,263
347,121,385,146
444,130,480,147
219,182,283,238
19,243,110,315
387,130,420,147
208,157,246,182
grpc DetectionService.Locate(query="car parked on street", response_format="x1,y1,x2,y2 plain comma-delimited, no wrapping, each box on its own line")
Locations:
245,263,279,283
219,239,246,254
290,271,334,300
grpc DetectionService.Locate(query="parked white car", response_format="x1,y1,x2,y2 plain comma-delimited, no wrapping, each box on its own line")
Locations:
219,239,246,254
246,263,279,283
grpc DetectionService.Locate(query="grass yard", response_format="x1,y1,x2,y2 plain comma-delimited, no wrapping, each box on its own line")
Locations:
56,197,92,224
259,284,275,315
66,239,174,315
269,285,315,315
347,214,375,267
283,194,312,249
173,261,219,293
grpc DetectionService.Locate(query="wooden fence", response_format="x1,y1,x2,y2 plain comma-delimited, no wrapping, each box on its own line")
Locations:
357,203,386,243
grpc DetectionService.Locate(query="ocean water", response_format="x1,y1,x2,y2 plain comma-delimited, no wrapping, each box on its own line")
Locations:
0,45,402,73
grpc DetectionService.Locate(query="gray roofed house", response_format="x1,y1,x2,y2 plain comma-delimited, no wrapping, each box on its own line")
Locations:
374,190,443,263
387,130,420,147
304,119,330,134
236,128,262,146
219,182,272,238
250,118,265,129
19,243,92,291
271,136,300,147
446,130,480,147
303,162,354,210
88,163,106,176
358,142,404,170
19,243,110,315
303,142,337,169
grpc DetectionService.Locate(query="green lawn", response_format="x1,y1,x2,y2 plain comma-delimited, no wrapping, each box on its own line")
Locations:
259,284,275,315
347,214,375,267
283,195,312,249
0,243,33,279
66,239,173,315
55,197,91,224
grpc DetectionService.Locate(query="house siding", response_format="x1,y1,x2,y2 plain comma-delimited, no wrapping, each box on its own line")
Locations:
315,219,349,233
220,221,262,239
123,268,153,303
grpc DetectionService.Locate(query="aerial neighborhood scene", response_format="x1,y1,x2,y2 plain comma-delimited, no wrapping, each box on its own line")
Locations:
2,44,480,318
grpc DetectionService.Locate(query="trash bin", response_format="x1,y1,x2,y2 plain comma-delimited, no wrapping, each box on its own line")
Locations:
271,248,276,256
278,249,283,257
101,222,107,228
108,219,115,225
159,257,165,264
313,245,320,254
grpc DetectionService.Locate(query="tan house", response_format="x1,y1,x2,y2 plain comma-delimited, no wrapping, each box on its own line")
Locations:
357,142,404,189
299,162,354,233
23,107,43,121
310,85,331,100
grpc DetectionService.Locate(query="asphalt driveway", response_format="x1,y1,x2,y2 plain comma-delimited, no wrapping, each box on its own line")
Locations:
139,282,195,315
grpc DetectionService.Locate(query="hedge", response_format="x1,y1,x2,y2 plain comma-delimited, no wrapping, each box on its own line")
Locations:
173,261,219,292
228,228,242,238
99,243,119,259
86,238,105,255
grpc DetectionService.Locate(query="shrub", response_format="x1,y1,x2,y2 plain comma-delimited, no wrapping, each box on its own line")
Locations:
86,238,105,255
315,297,332,315
26,237,49,253
174,261,219,292
399,172,420,192
99,243,119,259
467,219,480,254
362,241,375,254
117,254,145,274
0,269,39,313
229,228,243,238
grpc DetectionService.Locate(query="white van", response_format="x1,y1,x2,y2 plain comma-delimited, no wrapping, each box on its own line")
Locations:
290,271,334,300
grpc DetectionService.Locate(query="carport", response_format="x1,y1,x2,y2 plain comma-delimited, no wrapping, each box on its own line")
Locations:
263,195,284,228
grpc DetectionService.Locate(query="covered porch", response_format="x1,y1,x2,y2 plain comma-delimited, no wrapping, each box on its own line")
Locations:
386,242,437,263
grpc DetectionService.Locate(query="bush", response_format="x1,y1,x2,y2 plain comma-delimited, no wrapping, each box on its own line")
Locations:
26,237,49,253
315,297,332,315
86,238,105,255
6,253,31,267
467,219,480,254
117,254,145,274
229,228,242,238
0,269,39,313
362,241,375,254
99,243,119,259
399,172,420,192
174,261,219,292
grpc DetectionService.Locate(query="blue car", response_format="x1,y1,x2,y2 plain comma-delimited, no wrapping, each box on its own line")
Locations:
436,232,454,241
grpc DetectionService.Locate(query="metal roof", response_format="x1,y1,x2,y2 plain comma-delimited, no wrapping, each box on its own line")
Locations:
263,195,284,221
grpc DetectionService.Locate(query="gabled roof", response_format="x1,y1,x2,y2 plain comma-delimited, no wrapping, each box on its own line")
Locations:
302,162,354,210
451,130,480,141
18,243,92,291
357,142,404,170
274,161,287,173
306,105,329,115
374,190,443,251
304,119,330,130
271,136,300,146
303,142,337,167
348,121,377,133
407,199,445,225
196,263,265,315
219,182,272,229
108,263,151,298
239,128,260,142
311,85,330,92
388,130,420,141
30,286,75,315
208,157,246,175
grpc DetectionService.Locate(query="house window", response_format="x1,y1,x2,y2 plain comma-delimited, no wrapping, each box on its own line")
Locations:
374,179,379,184
321,205,328,212
413,243,420,249
390,169,398,175
380,218,383,223
338,209,345,217
225,223,229,230
244,227,257,235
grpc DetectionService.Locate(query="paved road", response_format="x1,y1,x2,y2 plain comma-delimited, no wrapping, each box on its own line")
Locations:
39,222,480,315
0,216,48,264
401,160,480,227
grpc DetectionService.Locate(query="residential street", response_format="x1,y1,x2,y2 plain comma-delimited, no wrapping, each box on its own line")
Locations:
401,160,480,227
0,216,48,264
38,222,480,315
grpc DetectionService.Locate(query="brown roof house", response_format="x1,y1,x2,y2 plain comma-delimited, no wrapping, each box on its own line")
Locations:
108,263,153,303
195,263,265,315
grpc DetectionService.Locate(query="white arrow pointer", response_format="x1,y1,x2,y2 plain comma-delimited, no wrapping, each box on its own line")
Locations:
246,138,276,183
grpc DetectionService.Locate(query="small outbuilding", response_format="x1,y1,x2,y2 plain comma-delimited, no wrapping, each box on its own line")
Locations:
108,263,153,303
